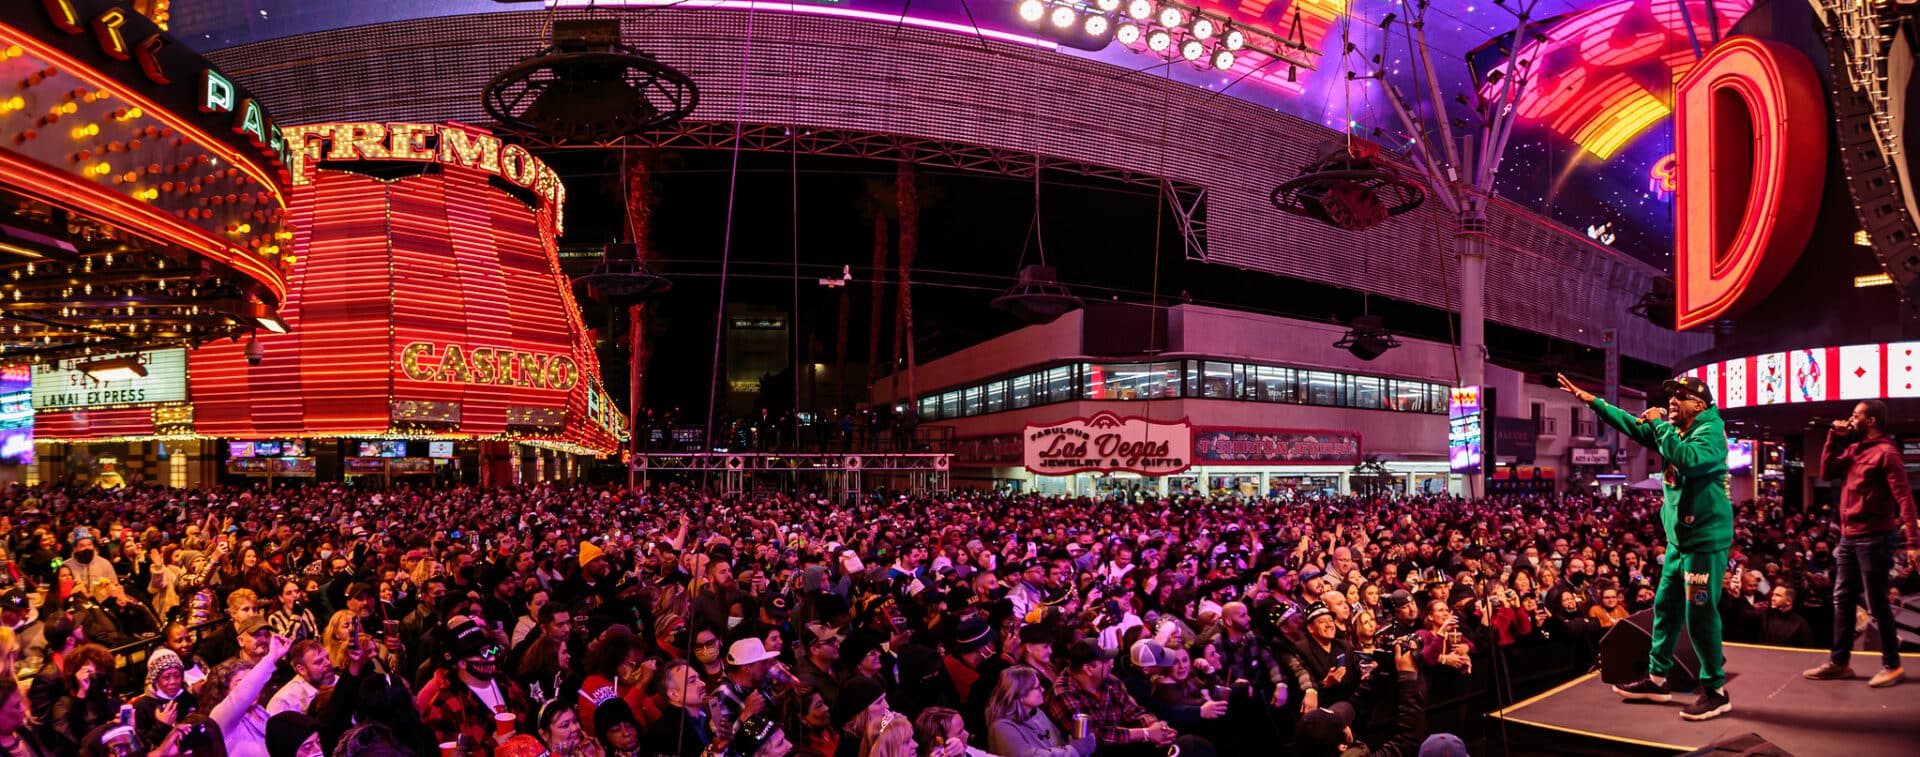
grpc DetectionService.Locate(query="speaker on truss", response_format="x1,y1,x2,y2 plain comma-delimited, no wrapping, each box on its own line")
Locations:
934,456,950,470
843,455,864,470
725,455,745,471
1825,28,1920,307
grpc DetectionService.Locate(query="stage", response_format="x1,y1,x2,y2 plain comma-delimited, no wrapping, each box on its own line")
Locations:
1489,643,1920,756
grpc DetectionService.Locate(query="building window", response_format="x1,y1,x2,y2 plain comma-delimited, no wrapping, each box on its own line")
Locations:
919,396,937,420
985,381,1006,414
1543,416,1558,435
962,386,984,416
1197,362,1234,399
1010,373,1035,409
171,448,187,488
1043,366,1075,403
1253,365,1297,403
941,391,961,419
1351,375,1384,410
1085,362,1181,400
1303,370,1344,406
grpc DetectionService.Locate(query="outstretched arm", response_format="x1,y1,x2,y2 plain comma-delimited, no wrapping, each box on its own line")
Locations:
1558,374,1657,446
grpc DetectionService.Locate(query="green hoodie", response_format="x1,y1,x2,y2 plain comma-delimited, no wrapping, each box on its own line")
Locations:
1590,398,1734,553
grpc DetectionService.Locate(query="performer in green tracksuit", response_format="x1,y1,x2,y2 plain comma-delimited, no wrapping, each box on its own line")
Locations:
1557,374,1734,721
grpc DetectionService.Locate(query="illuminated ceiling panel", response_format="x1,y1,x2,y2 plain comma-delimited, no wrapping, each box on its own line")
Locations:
1473,0,1751,159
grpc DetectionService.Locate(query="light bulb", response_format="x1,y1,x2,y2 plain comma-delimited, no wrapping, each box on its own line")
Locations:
1212,50,1235,70
1158,7,1183,27
1019,0,1046,22
1085,16,1111,36
1147,30,1172,51
1192,18,1214,39
1117,23,1141,44
1050,6,1076,27
1224,29,1245,50
1181,40,1204,60
1127,0,1153,20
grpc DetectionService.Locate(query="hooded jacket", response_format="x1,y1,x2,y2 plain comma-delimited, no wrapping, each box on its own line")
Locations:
1590,399,1733,553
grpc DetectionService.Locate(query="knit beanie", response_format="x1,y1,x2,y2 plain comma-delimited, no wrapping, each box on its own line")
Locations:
145,648,185,700
265,712,321,757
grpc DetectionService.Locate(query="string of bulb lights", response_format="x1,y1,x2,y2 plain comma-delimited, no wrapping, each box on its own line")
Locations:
1015,0,1316,73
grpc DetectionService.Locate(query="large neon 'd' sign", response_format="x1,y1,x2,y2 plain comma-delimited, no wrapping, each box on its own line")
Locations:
1674,36,1826,331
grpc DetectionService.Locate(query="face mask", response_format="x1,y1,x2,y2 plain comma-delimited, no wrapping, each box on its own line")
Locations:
1569,572,1587,585
74,549,95,563
694,647,720,665
726,616,744,630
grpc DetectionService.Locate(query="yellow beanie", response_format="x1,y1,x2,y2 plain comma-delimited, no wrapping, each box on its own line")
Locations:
579,541,606,567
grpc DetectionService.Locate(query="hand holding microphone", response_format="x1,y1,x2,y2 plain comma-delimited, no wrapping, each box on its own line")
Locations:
1639,407,1666,424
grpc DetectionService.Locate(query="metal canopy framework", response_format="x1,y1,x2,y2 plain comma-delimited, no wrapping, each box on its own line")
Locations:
557,120,1213,262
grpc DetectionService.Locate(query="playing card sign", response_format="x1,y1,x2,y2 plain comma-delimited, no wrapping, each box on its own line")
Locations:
1756,353,1787,405
1889,342,1920,398
1789,349,1826,404
1839,344,1883,400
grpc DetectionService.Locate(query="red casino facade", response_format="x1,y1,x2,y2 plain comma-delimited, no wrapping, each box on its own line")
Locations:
33,120,625,486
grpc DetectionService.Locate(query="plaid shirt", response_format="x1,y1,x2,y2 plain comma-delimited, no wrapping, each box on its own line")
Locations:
1044,673,1153,747
417,669,533,754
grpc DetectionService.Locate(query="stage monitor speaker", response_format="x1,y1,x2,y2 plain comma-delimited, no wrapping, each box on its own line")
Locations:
1679,732,1794,757
1598,608,1700,691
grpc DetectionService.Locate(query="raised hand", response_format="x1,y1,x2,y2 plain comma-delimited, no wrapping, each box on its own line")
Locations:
1555,374,1595,404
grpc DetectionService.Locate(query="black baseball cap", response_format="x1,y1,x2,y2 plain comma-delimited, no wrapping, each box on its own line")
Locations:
1661,377,1714,406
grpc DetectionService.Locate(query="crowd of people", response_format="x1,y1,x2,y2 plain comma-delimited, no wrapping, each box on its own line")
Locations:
0,482,1909,757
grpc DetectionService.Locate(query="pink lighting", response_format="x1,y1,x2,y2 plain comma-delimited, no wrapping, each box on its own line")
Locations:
551,1,1060,49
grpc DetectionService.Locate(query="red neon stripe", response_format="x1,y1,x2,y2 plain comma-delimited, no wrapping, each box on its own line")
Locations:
0,149,286,302
0,20,284,207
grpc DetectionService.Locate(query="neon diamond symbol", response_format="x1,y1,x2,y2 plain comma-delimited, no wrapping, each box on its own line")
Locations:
1857,367,1868,378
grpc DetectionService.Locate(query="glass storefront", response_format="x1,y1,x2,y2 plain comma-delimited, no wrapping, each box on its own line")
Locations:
918,359,1449,422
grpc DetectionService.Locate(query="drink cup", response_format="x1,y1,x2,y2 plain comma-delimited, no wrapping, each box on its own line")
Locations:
494,712,517,736
1072,714,1090,740
438,743,459,757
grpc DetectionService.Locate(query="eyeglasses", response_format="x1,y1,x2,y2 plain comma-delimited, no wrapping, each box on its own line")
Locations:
695,638,722,649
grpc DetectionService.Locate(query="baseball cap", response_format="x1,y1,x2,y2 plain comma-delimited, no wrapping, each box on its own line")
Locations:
1129,640,1173,669
728,715,782,757
726,638,780,667
1294,701,1356,754
238,616,271,637
1419,734,1470,757
1303,602,1334,625
1065,639,1117,668
0,588,28,613
1383,590,1415,611
1661,376,1715,405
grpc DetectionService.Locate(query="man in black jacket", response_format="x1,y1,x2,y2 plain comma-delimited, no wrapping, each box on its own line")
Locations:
1290,643,1427,757
1285,603,1361,710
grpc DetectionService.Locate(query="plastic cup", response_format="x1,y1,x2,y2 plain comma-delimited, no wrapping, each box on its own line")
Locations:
438,743,459,757
494,712,517,736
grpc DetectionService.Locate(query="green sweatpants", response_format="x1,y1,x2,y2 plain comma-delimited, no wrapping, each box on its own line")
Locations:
1649,548,1728,691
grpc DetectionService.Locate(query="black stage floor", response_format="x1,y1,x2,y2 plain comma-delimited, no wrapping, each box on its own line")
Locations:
1489,643,1920,756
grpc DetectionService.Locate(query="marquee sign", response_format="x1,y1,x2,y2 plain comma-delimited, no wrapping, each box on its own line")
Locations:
1190,428,1361,465
1023,412,1191,476
281,122,567,232
1673,36,1827,330
32,348,187,410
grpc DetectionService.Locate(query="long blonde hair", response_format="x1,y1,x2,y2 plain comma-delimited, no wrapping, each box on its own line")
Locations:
322,610,356,668
861,710,915,757
985,666,1042,727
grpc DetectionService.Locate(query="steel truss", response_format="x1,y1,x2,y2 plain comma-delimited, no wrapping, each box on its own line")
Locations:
546,121,1211,262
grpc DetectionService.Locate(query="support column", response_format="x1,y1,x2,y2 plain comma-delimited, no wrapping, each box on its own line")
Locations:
1457,211,1488,389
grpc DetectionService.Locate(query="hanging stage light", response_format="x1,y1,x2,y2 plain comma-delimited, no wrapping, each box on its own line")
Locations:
1181,39,1205,61
1085,15,1111,36
1158,6,1184,27
1191,18,1215,40
1224,29,1246,50
1050,6,1077,27
1212,50,1235,70
1117,22,1142,44
1128,0,1154,20
1096,0,1122,11
1147,29,1173,51
1019,0,1046,23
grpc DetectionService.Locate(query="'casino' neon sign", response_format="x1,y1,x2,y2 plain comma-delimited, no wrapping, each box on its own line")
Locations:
281,122,567,232
399,342,581,392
